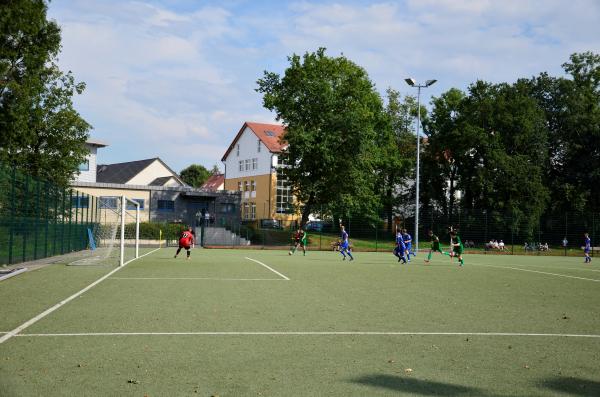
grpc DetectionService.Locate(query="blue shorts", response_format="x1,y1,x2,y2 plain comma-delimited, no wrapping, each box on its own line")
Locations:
405,243,412,251
341,241,349,250
584,248,590,254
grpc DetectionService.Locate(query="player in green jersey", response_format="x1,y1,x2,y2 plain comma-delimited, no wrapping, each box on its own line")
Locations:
449,229,464,266
424,230,446,262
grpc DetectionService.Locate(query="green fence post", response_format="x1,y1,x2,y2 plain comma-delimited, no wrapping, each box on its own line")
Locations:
44,181,50,258
73,191,79,251
60,188,66,255
53,187,58,256
22,173,29,263
33,178,40,260
564,213,568,257
375,221,379,252
8,167,16,265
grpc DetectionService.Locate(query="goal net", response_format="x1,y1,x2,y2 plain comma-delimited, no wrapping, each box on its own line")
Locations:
69,196,140,266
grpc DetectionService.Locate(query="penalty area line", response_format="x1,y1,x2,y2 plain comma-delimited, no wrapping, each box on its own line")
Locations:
0,247,162,345
245,257,290,280
110,277,285,281
471,262,600,282
15,331,600,338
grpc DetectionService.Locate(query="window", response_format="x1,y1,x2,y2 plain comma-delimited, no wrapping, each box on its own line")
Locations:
276,155,287,167
239,160,243,172
244,180,249,191
127,199,145,210
250,203,256,220
251,180,256,191
157,200,175,212
236,144,240,157
252,158,258,170
99,196,118,209
243,203,249,219
71,195,89,208
276,176,292,214
257,139,261,153
245,159,251,171
238,181,242,191
78,160,89,171
220,203,235,213
265,130,275,137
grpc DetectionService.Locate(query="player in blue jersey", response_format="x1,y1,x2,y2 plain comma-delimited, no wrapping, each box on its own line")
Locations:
339,225,354,261
584,233,592,263
393,228,407,263
402,229,413,261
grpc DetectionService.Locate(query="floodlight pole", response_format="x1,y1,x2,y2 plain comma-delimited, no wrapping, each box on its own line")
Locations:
405,78,436,255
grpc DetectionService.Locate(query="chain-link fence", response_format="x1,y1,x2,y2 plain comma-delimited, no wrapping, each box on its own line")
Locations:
202,208,598,257
0,165,100,266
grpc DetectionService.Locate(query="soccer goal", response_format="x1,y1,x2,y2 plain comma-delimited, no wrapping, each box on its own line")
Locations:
69,196,140,266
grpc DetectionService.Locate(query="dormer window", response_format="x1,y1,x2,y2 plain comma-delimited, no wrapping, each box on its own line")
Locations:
265,131,274,137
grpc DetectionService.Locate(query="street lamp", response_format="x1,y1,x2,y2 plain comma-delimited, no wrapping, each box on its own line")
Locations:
405,78,436,254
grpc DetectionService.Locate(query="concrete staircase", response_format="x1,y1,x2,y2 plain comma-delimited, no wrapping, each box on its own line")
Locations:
203,226,250,246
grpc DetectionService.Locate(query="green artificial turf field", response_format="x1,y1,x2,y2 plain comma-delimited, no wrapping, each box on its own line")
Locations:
1,248,599,396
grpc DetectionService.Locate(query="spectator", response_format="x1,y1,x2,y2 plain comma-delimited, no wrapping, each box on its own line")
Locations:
499,240,505,250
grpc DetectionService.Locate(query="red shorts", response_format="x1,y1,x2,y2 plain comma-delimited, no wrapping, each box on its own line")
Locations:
179,238,191,249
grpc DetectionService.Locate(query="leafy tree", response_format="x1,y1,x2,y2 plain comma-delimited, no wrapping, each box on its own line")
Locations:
421,87,466,222
210,164,221,175
256,48,386,226
0,0,91,186
527,52,600,213
423,81,549,237
377,88,417,231
180,164,211,187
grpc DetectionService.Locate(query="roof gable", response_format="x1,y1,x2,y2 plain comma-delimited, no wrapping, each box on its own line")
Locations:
201,173,224,191
221,122,286,161
97,158,185,186
97,158,157,184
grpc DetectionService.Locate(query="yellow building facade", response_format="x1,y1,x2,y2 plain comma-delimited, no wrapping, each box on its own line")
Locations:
222,122,296,227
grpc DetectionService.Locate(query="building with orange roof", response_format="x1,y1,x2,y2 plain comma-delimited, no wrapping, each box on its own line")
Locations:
221,121,296,226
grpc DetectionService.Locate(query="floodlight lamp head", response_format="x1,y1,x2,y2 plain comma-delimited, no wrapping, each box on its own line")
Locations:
425,79,437,87
405,78,416,86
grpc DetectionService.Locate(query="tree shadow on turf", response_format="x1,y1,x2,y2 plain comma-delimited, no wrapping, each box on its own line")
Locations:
352,374,494,396
540,376,600,396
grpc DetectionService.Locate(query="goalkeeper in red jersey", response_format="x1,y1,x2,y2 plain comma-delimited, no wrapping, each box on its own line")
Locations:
289,228,308,256
174,227,195,259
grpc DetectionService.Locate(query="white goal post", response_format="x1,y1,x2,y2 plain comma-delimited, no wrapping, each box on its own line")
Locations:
69,195,141,267
120,196,140,266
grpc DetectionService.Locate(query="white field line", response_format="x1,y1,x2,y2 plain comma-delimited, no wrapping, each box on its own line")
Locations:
470,262,600,282
0,248,161,345
15,331,600,338
499,263,600,273
245,257,290,280
110,277,284,281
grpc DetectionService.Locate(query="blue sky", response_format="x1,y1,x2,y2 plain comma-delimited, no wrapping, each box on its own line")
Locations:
47,0,600,173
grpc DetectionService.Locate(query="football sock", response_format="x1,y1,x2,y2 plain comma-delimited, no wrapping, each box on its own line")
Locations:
427,252,432,260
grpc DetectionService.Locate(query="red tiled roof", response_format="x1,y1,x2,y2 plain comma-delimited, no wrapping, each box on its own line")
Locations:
221,122,286,161
201,173,224,191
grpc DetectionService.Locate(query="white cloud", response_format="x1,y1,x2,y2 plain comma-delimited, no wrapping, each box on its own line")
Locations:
48,0,600,171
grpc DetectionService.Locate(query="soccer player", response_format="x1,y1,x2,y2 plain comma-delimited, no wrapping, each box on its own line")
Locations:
449,229,464,266
289,228,308,256
584,233,592,263
424,230,445,262
393,228,407,263
402,229,413,261
174,227,194,260
339,225,354,261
